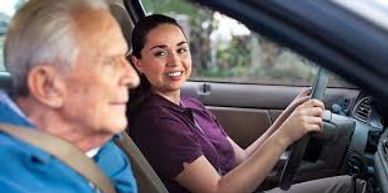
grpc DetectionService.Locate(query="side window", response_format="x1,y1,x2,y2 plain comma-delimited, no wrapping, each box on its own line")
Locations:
142,0,351,87
0,0,26,72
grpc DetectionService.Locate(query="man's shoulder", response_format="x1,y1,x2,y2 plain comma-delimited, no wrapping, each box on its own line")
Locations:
0,132,51,173
0,132,31,158
0,132,96,193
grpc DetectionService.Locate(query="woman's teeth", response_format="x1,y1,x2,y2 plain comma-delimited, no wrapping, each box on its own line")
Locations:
167,71,182,77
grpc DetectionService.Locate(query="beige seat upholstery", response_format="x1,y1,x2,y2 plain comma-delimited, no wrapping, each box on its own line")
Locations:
115,132,169,193
108,1,134,51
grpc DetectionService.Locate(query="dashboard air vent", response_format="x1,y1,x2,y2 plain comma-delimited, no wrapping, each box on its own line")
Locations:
354,97,372,122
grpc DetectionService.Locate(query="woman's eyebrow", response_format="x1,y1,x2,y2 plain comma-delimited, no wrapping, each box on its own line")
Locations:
149,45,167,50
177,41,188,46
149,41,188,51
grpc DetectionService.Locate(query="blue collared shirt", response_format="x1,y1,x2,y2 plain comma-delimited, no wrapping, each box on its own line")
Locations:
0,91,137,193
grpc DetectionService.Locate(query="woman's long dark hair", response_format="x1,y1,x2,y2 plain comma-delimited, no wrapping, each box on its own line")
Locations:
127,14,185,118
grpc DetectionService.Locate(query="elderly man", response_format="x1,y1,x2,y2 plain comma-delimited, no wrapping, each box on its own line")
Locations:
0,0,139,192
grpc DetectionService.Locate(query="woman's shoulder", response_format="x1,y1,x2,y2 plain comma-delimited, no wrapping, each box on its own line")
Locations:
133,94,185,122
181,96,205,109
136,94,170,113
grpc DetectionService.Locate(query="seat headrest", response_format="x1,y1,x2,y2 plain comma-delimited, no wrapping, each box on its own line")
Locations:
109,2,134,53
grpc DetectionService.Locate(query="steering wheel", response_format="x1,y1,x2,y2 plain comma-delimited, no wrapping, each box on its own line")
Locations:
278,67,329,190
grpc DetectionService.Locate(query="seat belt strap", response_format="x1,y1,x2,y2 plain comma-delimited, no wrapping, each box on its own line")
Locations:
0,123,117,193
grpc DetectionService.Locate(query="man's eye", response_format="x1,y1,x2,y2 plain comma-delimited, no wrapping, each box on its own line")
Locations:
103,59,115,66
103,56,122,66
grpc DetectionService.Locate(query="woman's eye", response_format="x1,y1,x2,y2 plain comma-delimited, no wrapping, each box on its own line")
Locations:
177,47,188,54
154,51,167,57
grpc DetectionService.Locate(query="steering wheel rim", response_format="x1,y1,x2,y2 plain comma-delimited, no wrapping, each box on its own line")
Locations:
278,67,329,190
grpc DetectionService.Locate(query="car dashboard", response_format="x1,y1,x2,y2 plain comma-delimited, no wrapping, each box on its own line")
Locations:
375,128,388,193
345,93,387,193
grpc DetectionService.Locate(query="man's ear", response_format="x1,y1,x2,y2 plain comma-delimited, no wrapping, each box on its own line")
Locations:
27,65,65,108
130,55,143,74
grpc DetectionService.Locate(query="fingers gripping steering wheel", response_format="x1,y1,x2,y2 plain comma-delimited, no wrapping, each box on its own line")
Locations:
278,67,329,190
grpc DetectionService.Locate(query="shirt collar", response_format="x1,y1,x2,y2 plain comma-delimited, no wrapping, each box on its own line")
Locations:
150,93,186,113
0,90,34,127
0,91,26,118
149,93,204,113
0,90,102,161
0,90,55,162
86,147,101,158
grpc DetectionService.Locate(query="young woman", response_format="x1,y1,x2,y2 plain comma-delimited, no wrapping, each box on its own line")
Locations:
128,14,365,193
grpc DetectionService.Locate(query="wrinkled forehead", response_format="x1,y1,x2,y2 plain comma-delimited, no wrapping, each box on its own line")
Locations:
72,9,114,41
73,9,127,56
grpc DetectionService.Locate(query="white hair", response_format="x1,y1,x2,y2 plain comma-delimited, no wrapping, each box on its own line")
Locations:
4,0,109,96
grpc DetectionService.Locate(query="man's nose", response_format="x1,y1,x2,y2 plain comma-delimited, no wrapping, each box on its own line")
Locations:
120,57,140,88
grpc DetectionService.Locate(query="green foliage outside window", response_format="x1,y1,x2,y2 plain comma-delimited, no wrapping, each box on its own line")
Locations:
142,0,321,86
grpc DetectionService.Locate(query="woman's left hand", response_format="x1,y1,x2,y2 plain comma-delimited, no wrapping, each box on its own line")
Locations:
277,99,325,145
286,88,312,112
279,88,312,119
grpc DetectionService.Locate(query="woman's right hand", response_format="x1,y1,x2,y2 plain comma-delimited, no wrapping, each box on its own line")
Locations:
276,99,324,146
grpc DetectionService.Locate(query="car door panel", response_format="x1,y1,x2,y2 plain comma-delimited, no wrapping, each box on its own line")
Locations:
182,81,360,148
209,106,271,148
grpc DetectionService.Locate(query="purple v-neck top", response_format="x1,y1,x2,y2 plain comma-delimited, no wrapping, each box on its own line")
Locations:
129,94,237,193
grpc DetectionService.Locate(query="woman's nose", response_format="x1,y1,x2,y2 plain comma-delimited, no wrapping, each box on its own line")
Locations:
166,52,180,67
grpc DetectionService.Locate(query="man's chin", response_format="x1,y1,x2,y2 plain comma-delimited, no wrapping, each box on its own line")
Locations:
108,120,128,134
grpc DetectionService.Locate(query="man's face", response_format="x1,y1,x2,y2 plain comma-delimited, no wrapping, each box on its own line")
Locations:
60,10,139,136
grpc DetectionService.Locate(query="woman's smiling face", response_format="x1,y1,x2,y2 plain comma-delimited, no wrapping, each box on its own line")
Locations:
133,23,192,97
